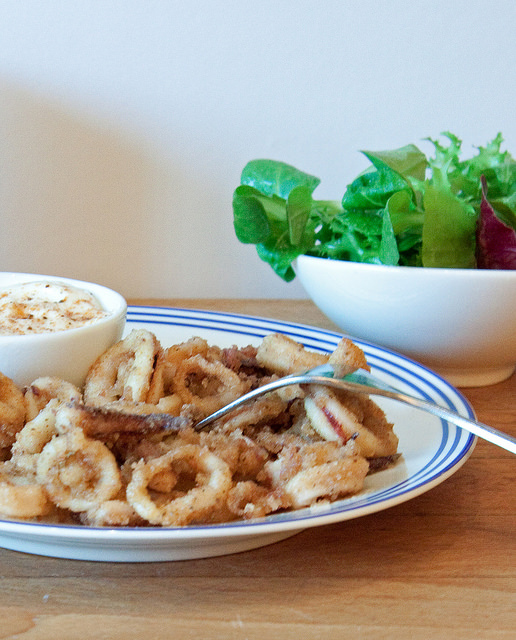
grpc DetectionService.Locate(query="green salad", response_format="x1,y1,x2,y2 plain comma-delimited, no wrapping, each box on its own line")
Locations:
232,133,516,281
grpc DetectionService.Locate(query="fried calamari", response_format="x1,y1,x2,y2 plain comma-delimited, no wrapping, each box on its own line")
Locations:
0,330,400,526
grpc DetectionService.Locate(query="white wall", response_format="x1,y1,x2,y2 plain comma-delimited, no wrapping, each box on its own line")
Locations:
0,0,514,299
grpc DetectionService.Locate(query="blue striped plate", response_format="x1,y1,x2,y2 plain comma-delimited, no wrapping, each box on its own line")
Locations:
0,306,476,562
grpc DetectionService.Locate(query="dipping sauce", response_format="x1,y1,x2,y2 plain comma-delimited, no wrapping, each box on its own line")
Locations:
0,281,109,335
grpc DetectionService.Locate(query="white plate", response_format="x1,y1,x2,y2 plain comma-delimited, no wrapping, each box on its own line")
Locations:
0,306,476,562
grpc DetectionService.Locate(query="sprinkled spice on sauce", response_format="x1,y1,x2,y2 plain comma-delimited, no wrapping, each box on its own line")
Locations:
0,282,109,335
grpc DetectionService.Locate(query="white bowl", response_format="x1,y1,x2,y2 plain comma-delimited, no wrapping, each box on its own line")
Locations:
294,255,516,387
0,273,127,388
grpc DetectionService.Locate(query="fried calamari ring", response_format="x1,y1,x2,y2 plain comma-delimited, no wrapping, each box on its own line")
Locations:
165,337,215,375
145,337,218,406
304,388,398,457
0,372,26,448
36,429,122,512
282,456,369,508
25,377,82,421
328,338,370,377
226,481,290,519
0,481,51,518
126,444,232,526
84,329,162,406
173,354,248,416
0,462,51,518
10,400,60,475
144,348,172,405
80,499,145,527
256,333,328,375
200,429,269,479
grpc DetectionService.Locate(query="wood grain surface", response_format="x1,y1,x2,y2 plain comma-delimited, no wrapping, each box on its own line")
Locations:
1,299,514,640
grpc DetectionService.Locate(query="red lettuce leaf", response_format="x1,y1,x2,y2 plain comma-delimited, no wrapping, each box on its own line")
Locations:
477,176,516,269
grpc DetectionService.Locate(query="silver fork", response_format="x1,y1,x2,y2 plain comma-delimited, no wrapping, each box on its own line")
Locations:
195,364,516,454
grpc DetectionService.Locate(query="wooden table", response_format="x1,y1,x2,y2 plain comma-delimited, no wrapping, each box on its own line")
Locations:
2,300,515,639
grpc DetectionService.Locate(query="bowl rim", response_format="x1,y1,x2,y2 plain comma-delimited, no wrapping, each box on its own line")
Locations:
295,254,516,279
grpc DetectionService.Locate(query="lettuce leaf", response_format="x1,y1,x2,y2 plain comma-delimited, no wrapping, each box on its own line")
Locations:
420,135,477,267
477,176,516,269
233,160,342,280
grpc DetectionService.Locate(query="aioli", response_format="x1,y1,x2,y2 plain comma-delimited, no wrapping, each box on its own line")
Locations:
0,281,109,335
